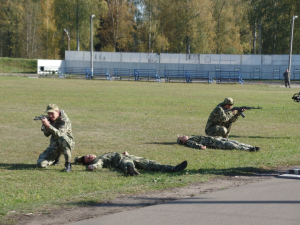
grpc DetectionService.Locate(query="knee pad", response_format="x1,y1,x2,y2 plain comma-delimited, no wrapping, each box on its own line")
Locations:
37,160,48,168
218,126,227,134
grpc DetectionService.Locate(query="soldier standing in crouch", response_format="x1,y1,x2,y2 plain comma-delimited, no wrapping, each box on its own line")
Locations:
74,151,187,176
37,104,75,172
205,97,246,138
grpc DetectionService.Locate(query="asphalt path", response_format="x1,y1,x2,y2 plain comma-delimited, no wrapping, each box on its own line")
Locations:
67,176,300,225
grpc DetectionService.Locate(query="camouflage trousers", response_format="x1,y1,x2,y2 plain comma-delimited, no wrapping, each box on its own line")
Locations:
205,123,232,138
213,138,253,151
118,156,175,173
37,135,75,168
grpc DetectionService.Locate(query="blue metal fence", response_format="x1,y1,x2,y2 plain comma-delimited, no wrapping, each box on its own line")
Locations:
65,67,86,75
85,68,109,79
164,70,187,82
134,69,160,81
186,70,213,83
113,68,133,80
164,70,212,83
215,71,244,84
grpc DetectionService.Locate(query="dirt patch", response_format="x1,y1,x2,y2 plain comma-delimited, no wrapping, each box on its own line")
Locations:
8,168,288,225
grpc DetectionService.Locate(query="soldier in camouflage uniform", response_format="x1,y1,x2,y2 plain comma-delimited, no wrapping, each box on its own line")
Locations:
177,135,260,152
37,104,75,172
205,97,246,138
74,151,187,176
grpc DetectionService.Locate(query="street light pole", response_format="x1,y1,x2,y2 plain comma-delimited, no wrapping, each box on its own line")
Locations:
288,15,298,73
90,15,95,79
76,1,80,51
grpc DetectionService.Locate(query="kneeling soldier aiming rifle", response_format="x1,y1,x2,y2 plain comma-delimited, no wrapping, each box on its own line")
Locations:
205,97,262,138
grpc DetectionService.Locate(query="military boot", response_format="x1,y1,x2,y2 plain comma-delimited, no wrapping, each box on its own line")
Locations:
249,146,260,152
65,161,71,172
126,165,140,176
173,161,188,172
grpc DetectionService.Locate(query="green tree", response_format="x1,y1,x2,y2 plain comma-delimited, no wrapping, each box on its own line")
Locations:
54,0,107,57
211,0,251,54
136,0,215,54
39,0,60,59
0,0,46,58
0,0,25,57
96,0,136,52
22,0,42,58
249,0,300,54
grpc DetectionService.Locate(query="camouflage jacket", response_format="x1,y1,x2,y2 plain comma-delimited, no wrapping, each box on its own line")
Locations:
90,152,132,170
205,102,239,130
42,110,74,143
185,135,218,149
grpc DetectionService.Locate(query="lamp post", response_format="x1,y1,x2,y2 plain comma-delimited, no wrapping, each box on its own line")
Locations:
288,15,298,73
64,29,70,51
90,15,95,79
76,1,80,51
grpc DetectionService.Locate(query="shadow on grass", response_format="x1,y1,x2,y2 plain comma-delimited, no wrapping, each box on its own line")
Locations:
145,142,177,145
0,163,37,170
76,165,279,178
112,166,280,181
230,135,292,139
193,166,279,177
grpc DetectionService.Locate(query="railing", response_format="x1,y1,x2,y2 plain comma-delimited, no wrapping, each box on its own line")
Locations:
215,71,243,84
134,69,160,82
186,70,212,83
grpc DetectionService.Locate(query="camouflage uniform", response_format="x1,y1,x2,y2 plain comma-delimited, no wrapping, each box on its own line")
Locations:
205,99,240,138
80,152,175,173
37,110,75,168
184,135,254,151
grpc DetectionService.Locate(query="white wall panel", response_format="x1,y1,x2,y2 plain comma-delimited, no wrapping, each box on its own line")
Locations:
241,55,261,65
262,55,272,65
121,53,132,62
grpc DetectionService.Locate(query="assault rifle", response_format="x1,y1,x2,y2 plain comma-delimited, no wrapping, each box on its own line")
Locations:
33,115,49,121
292,92,300,102
224,106,262,118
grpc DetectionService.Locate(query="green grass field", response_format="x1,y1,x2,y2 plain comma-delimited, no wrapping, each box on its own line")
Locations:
0,58,37,74
0,76,299,224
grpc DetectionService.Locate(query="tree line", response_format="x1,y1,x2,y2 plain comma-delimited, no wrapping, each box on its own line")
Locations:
0,0,299,59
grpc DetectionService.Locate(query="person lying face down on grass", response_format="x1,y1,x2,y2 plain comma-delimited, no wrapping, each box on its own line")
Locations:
177,135,260,152
74,151,188,176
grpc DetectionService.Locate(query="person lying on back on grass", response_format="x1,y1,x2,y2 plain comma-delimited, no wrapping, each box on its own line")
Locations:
74,151,187,176
177,135,260,152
